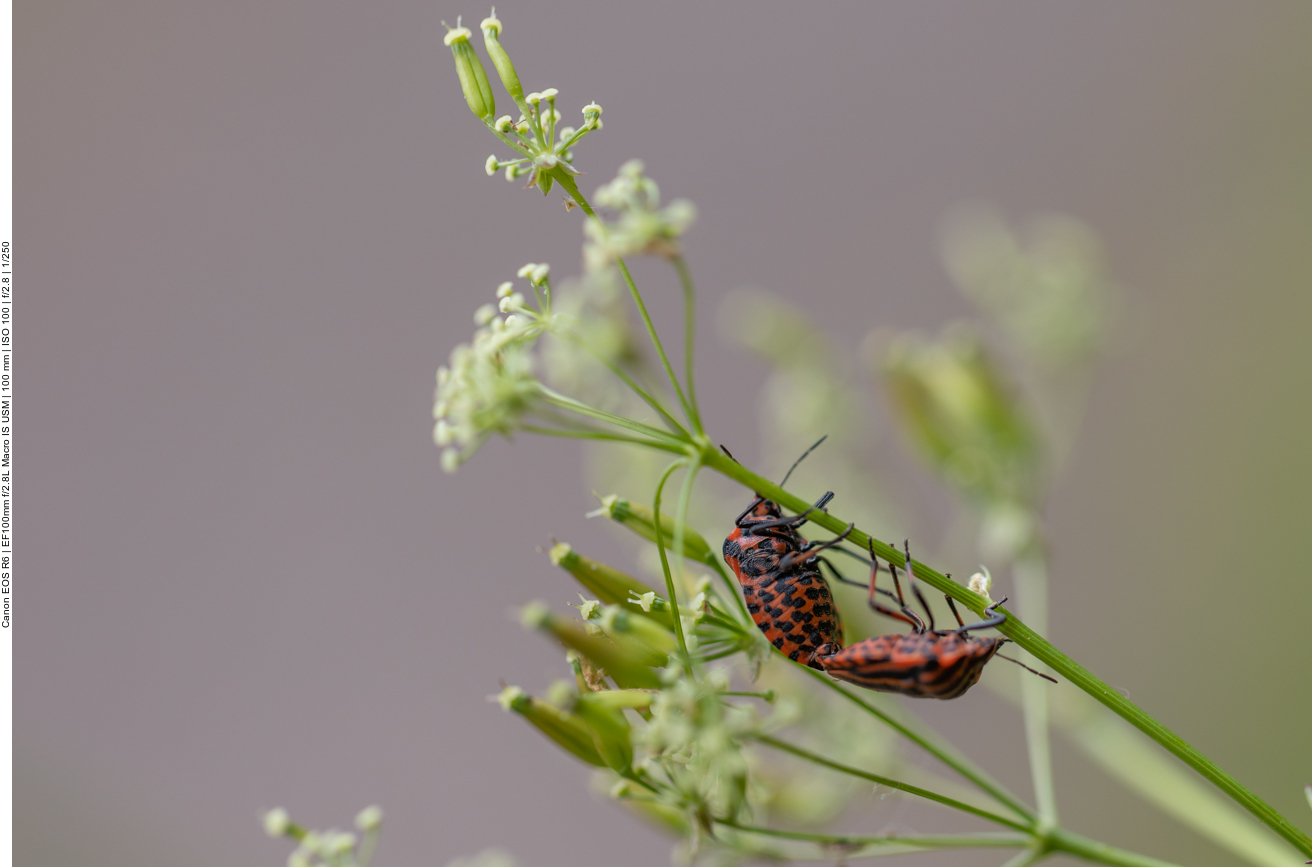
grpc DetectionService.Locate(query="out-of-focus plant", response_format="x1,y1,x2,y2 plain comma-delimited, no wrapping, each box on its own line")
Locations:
268,12,1312,866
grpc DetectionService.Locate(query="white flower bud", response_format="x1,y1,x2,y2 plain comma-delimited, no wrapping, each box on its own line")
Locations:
485,155,498,176
503,314,522,329
355,805,383,832
498,292,525,313
442,25,473,47
434,420,453,446
557,126,575,140
637,591,656,612
441,448,461,473
525,91,542,105
497,684,527,711
514,120,530,135
517,262,537,278
582,102,602,115
496,281,514,298
495,115,513,132
967,566,993,599
529,263,550,285
474,303,497,325
263,808,291,838
540,87,559,100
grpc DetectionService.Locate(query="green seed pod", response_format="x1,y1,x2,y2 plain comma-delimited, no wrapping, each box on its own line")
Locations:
480,10,524,103
549,542,670,624
593,495,714,565
572,692,634,772
880,325,1037,506
443,23,495,120
522,602,664,689
598,605,676,653
496,686,606,767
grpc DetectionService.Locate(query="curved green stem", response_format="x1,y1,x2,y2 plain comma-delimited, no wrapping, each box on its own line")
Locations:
1015,549,1058,828
652,460,693,673
1049,829,1184,867
798,666,1035,821
671,254,702,432
551,169,698,431
702,446,1312,857
757,735,1031,832
519,424,684,451
537,385,688,449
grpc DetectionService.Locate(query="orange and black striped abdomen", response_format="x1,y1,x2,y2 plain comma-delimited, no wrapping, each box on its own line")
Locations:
724,523,844,670
818,632,1001,699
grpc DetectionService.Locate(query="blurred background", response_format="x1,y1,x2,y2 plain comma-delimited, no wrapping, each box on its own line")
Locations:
17,1,1312,865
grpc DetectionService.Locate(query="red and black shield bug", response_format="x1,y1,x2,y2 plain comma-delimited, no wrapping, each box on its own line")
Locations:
817,540,1055,699
721,438,854,670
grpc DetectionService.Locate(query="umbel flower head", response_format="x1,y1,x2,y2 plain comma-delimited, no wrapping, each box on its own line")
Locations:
584,160,696,271
433,267,559,472
443,9,604,196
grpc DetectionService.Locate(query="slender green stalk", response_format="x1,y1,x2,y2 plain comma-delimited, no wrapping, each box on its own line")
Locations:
1015,550,1058,828
798,666,1035,821
998,849,1046,867
551,170,698,431
757,735,1031,832
557,330,690,438
1049,829,1185,867
670,455,702,615
716,820,1030,851
537,384,688,449
652,460,693,673
519,424,683,450
671,254,702,432
702,447,1312,856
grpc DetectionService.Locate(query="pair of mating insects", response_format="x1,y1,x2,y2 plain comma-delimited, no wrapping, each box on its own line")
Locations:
722,439,1055,699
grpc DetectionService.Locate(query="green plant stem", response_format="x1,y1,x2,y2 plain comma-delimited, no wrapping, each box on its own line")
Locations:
798,666,1034,822
1048,829,1184,867
520,424,684,450
551,170,699,432
1015,549,1058,828
716,820,1029,852
558,331,689,438
671,455,703,617
537,385,688,449
671,254,703,432
652,460,693,674
757,735,1030,832
702,447,1312,857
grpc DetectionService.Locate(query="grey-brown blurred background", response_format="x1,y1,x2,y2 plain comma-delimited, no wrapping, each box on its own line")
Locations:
18,1,1312,865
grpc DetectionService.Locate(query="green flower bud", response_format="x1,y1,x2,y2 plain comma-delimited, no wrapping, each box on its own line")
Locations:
521,602,664,689
495,685,607,767
572,691,634,772
444,21,495,120
590,494,714,565
549,542,667,624
480,9,524,102
599,604,676,653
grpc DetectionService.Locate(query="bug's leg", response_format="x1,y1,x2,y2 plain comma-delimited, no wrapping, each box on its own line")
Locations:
865,539,925,629
903,540,935,632
996,653,1058,683
741,491,836,534
880,539,926,632
817,555,899,598
955,596,1009,634
777,522,854,571
945,595,967,628
734,496,768,527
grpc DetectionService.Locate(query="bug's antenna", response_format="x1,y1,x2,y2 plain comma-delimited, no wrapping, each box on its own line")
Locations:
996,653,1058,684
719,444,738,463
779,435,828,487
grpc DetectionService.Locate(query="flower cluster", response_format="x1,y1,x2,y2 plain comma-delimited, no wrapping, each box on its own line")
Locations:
444,10,603,197
584,160,697,271
263,806,383,867
433,265,557,471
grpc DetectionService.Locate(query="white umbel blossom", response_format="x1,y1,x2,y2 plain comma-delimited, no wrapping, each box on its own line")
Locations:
584,160,696,271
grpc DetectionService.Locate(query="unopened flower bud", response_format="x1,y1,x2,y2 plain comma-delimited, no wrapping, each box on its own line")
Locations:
525,91,542,105
474,303,497,325
354,805,383,832
443,21,495,120
529,263,550,285
484,155,498,175
440,447,460,473
263,808,291,838
494,115,513,132
548,542,666,624
495,685,607,767
434,420,454,447
572,691,634,772
498,292,525,313
539,87,558,100
516,262,537,279
496,281,514,298
583,102,602,116
590,494,714,566
481,10,524,101
522,602,664,689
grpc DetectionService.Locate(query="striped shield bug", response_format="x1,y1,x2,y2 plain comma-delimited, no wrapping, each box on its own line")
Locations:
817,540,1055,699
721,438,854,670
